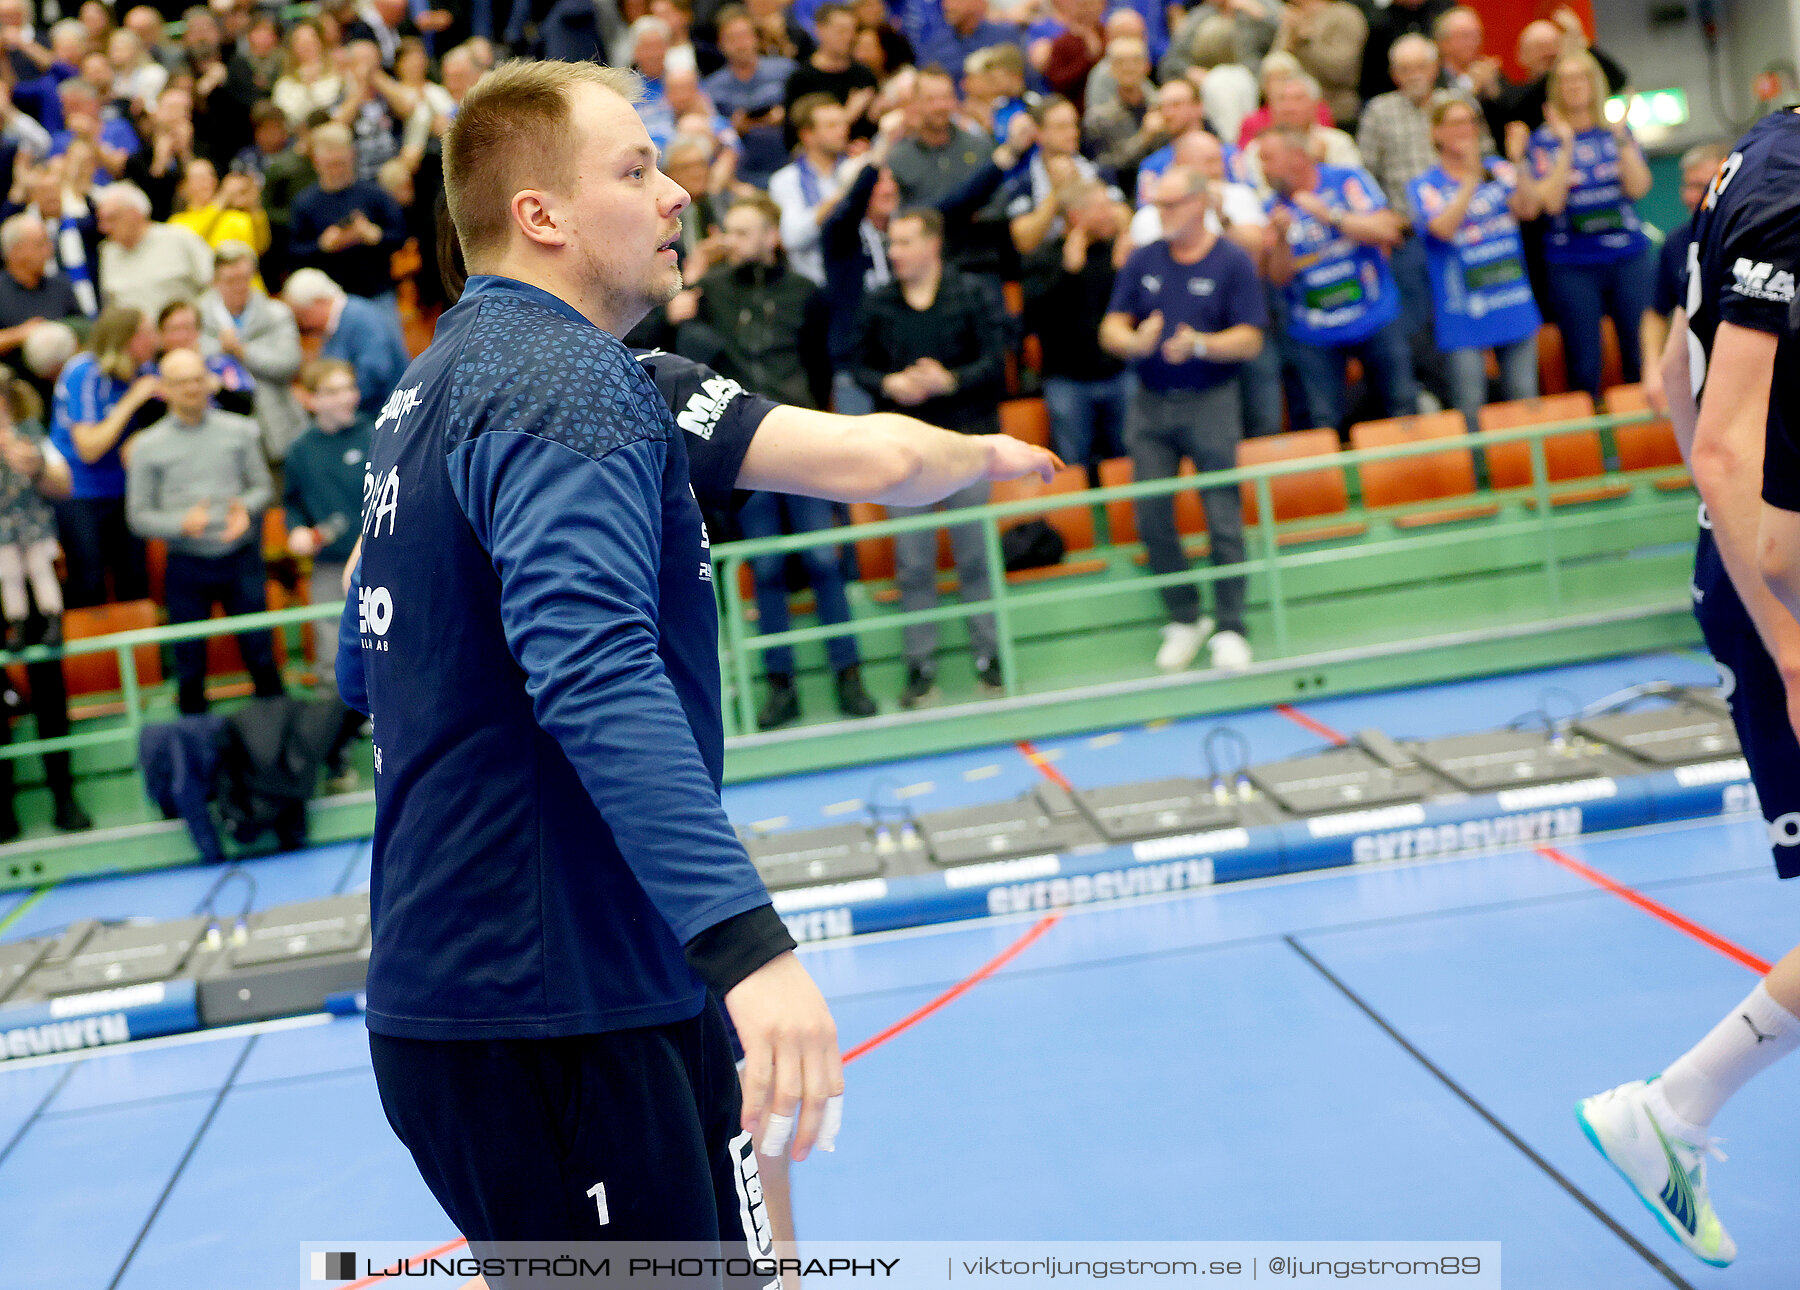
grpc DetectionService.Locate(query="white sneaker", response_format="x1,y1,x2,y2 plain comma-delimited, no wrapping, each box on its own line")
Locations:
1208,630,1253,672
1154,617,1212,673
1575,1078,1736,1267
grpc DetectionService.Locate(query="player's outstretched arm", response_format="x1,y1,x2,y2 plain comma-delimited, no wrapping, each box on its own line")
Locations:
725,950,844,1162
735,405,1061,506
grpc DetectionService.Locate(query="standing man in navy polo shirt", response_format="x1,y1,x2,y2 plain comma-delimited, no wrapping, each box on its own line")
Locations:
347,59,842,1259
1102,164,1266,676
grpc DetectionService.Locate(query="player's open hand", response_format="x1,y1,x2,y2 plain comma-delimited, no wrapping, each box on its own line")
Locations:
725,951,844,1162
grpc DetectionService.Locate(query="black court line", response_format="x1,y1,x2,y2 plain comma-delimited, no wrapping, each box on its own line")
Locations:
39,1085,224,1122
0,1059,80,1171
31,1059,371,1121
108,1034,259,1290
1283,934,1697,1290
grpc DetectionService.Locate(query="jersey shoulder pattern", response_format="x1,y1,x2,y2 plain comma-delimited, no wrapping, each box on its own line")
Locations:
445,295,676,461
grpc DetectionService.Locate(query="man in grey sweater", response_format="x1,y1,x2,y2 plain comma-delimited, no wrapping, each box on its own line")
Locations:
126,348,286,714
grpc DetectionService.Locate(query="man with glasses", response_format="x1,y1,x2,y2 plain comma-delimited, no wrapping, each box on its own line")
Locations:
125,346,283,714
1101,164,1266,674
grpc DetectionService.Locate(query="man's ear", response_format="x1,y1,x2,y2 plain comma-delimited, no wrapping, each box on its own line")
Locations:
512,189,568,251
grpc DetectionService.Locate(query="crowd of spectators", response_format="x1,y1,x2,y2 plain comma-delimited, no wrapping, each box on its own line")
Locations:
612,0,1682,718
0,0,1705,804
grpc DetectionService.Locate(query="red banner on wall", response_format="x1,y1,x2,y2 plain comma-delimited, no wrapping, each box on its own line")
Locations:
1465,0,1599,85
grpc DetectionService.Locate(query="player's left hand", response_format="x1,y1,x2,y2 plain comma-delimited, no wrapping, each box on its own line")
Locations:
726,951,844,1162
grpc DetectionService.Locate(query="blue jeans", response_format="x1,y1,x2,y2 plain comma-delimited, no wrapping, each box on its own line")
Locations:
53,494,147,608
1390,235,1448,406
1543,251,1653,398
832,369,874,416
1443,335,1539,433
737,490,860,677
1239,314,1286,439
165,542,284,715
1042,373,1130,466
1287,317,1419,433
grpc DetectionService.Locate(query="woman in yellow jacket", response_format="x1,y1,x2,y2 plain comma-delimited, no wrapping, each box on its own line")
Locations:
169,159,272,261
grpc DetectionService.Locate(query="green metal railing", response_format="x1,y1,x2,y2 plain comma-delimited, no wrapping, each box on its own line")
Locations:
0,602,342,766
0,410,1691,770
711,410,1692,736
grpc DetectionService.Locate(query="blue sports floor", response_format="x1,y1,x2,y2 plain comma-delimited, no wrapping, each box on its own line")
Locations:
2,651,1796,1290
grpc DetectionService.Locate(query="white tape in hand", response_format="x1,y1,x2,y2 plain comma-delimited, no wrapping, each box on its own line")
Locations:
817,1094,843,1152
759,1111,795,1158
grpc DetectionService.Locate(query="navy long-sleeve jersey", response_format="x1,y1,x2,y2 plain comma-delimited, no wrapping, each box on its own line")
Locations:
341,275,784,1040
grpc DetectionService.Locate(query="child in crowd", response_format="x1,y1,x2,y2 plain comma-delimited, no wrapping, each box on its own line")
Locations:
0,376,65,649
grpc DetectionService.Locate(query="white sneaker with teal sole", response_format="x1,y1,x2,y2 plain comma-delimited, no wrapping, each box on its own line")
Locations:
1575,1078,1736,1268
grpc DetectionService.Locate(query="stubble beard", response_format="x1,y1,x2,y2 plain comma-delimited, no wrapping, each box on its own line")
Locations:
578,238,685,335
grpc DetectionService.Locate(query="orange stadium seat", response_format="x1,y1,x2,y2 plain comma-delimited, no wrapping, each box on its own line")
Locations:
1481,393,1628,506
1237,430,1366,545
1351,412,1499,528
988,465,1108,582
1604,383,1691,489
999,398,1051,449
1097,457,1207,553
58,599,162,701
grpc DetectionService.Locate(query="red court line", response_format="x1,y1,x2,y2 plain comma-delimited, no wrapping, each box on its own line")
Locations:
841,913,1062,1064
1275,703,1349,745
1262,706,1771,974
1535,845,1773,976
1015,739,1073,791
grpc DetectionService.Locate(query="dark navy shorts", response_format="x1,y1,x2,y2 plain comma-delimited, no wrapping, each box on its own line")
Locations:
1693,516,1800,879
368,995,773,1284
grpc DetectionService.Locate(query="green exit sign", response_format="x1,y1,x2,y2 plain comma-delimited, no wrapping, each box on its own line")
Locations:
1605,87,1690,131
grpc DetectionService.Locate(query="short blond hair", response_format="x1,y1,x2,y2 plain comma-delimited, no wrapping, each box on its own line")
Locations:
444,59,643,271
300,357,357,391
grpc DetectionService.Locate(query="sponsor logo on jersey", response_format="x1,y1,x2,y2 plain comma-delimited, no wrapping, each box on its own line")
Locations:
374,384,421,431
358,584,393,647
1730,257,1797,303
675,375,745,441
363,466,399,538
